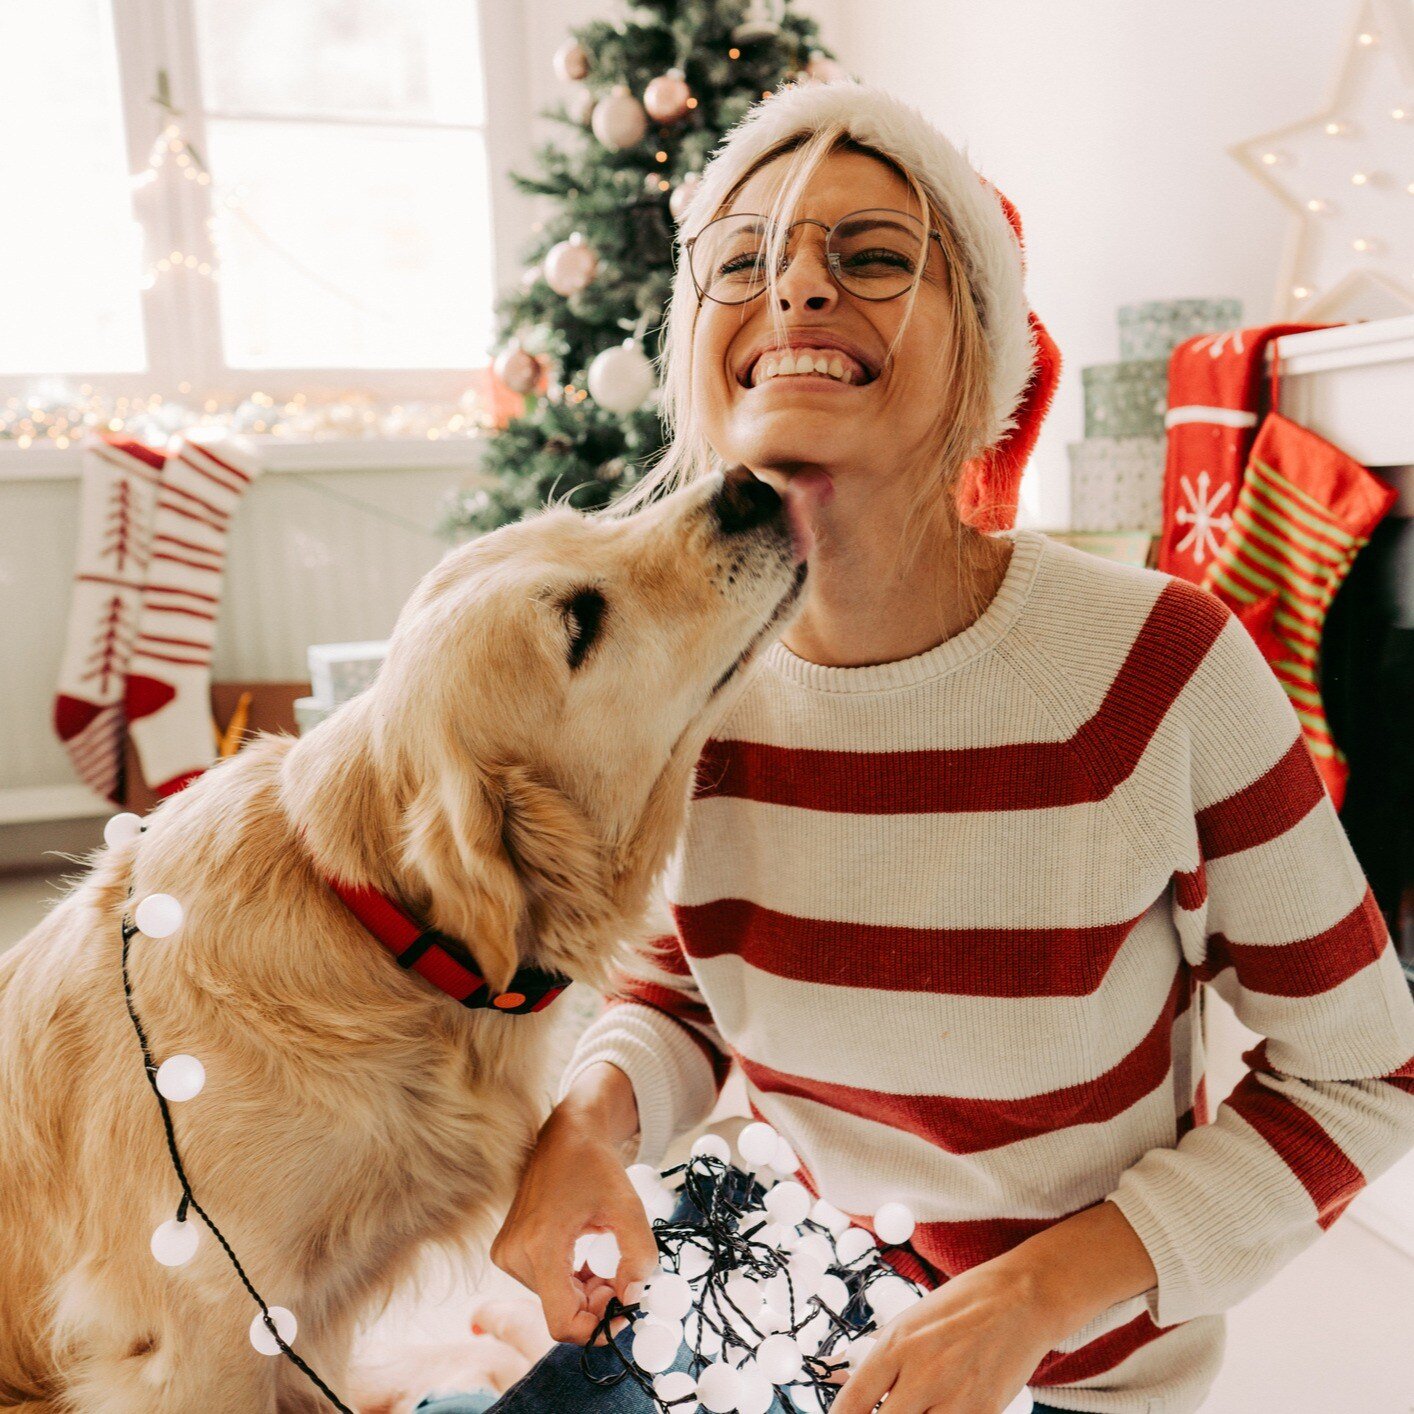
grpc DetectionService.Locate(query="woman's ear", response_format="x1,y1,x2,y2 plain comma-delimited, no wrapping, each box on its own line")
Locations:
402,772,524,994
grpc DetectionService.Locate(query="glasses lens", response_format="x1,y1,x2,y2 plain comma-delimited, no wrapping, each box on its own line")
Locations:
689,209,931,304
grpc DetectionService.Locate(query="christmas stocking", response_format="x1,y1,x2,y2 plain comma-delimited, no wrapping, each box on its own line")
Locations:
1202,413,1396,809
53,435,165,802
123,432,262,798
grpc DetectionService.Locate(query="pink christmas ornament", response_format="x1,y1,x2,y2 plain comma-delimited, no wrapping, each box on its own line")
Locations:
592,85,648,150
644,68,691,123
806,51,846,82
669,172,702,224
544,234,598,296
553,38,589,82
493,344,541,395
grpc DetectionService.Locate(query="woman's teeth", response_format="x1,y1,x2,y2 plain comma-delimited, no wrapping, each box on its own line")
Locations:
751,349,861,387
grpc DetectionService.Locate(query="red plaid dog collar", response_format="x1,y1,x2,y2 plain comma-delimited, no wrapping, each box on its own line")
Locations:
326,877,571,1015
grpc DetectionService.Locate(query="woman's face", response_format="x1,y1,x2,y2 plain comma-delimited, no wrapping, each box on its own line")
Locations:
690,149,953,487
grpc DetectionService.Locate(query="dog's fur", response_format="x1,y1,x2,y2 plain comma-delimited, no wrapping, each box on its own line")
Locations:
0,473,802,1412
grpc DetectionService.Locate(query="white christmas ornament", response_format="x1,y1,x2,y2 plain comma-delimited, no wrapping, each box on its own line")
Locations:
103,812,143,848
873,1201,916,1246
690,1133,732,1164
565,83,596,127
733,0,781,43
552,37,589,82
135,893,183,938
155,1054,206,1102
150,1217,199,1266
587,341,656,415
544,233,598,297
249,1306,297,1356
644,68,692,123
736,1121,779,1167
592,85,648,150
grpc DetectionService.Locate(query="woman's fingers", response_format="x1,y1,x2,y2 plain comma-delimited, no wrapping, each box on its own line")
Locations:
828,1345,899,1414
611,1201,662,1305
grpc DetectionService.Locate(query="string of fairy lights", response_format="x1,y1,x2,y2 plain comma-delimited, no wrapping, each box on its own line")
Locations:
108,802,948,1414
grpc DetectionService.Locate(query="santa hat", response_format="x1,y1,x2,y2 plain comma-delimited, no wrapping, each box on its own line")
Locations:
683,80,1061,533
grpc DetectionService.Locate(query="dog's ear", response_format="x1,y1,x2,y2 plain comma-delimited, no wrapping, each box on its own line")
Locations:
402,772,523,993
499,765,610,935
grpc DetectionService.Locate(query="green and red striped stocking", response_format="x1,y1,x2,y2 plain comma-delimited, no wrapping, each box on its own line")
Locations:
1202,412,1395,809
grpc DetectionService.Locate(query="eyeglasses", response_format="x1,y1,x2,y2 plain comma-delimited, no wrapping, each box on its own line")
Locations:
684,207,942,305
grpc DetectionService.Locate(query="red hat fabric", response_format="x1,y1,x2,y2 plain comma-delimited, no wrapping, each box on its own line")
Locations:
680,81,1060,532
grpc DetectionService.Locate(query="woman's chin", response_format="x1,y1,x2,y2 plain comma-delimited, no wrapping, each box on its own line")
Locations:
733,415,857,470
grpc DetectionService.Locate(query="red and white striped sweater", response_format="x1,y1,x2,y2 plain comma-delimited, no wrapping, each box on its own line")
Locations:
561,529,1414,1414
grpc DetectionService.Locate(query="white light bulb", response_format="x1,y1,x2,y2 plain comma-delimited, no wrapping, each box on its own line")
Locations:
249,1306,297,1355
627,1163,661,1195
735,1363,774,1414
1352,171,1370,185
816,1273,850,1312
737,1121,779,1167
763,1180,811,1228
756,1331,804,1383
696,1359,743,1412
788,1248,827,1296
873,1201,916,1246
654,1369,699,1406
150,1217,199,1266
769,1135,799,1174
834,1226,876,1265
585,1232,620,1279
103,812,143,848
809,1198,850,1236
135,893,183,938
645,1271,693,1322
690,1133,732,1164
1003,1390,1035,1414
632,1318,681,1374
867,1274,921,1323
155,1055,205,1102
647,1186,676,1223
847,1334,878,1368
793,1232,834,1270
676,1243,712,1281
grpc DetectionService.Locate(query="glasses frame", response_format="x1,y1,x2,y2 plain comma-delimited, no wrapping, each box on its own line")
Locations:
684,207,944,306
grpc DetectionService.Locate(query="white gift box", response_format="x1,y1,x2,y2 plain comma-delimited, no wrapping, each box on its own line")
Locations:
1067,436,1166,533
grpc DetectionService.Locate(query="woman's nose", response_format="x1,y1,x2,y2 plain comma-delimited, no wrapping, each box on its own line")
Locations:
773,239,837,313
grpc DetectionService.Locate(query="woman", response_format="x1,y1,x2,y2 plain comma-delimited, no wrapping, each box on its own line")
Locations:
437,81,1414,1413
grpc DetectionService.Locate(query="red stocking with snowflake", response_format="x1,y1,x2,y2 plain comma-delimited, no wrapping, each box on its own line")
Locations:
1202,413,1396,809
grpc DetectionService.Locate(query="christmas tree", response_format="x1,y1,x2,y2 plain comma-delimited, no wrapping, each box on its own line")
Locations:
442,0,841,537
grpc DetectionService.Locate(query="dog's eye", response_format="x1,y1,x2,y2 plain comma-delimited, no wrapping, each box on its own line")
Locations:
563,588,606,669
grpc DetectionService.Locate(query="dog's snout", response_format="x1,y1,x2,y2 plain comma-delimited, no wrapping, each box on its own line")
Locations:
711,466,783,536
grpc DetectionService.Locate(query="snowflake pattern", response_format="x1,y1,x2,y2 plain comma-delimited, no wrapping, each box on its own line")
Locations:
1175,470,1233,564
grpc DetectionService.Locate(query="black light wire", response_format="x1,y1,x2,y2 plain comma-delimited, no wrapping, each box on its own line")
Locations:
120,907,355,1414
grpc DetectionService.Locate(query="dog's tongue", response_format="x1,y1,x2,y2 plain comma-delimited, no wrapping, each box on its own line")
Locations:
780,470,833,563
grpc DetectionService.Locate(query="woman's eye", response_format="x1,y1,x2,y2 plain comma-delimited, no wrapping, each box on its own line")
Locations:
563,588,606,669
844,247,914,274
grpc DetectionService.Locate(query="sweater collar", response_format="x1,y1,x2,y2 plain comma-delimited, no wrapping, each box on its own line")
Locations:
325,876,571,1015
762,528,1045,694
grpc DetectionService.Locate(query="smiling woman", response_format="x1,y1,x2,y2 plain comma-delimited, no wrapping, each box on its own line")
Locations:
477,81,1414,1414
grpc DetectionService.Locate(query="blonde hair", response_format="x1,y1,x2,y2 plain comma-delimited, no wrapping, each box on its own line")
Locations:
610,121,998,610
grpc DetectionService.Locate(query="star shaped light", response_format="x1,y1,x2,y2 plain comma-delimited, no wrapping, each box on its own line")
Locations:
1230,0,1414,321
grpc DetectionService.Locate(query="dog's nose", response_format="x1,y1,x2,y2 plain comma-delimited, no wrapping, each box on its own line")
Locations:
711,465,782,535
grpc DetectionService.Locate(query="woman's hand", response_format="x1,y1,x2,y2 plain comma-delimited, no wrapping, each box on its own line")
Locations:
490,1063,660,1348
828,1256,1063,1414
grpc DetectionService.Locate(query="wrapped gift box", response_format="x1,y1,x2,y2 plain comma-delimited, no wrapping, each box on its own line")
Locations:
308,640,388,708
1067,435,1166,532
1118,298,1242,361
1082,359,1169,439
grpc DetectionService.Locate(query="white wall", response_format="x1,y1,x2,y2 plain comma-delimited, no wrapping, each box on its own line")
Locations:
823,0,1353,527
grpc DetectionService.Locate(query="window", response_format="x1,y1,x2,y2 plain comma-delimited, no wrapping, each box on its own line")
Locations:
0,0,511,402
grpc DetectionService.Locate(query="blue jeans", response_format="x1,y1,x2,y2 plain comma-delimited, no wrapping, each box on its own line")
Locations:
417,1165,1066,1414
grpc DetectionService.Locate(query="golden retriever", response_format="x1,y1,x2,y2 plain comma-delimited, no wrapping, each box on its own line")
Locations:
0,468,809,1412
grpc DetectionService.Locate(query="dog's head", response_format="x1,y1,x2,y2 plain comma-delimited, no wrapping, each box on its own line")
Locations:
289,469,811,993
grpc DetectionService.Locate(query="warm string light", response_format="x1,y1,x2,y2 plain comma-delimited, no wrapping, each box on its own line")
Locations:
109,809,356,1412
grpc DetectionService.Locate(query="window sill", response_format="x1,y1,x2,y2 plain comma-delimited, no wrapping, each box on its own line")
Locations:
0,434,487,483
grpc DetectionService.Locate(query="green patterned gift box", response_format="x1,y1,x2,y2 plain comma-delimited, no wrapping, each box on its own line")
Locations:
1082,360,1168,439
1067,435,1166,532
1118,298,1242,361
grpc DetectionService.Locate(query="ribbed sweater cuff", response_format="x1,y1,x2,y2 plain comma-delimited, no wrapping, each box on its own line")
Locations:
557,1002,719,1168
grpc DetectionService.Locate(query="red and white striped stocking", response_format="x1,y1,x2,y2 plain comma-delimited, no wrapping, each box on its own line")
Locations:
123,432,262,798
53,435,165,802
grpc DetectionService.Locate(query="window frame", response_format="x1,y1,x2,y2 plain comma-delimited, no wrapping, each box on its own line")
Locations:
1,0,530,405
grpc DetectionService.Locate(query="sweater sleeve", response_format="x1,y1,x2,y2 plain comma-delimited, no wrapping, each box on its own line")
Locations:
557,919,733,1168
1106,606,1414,1328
